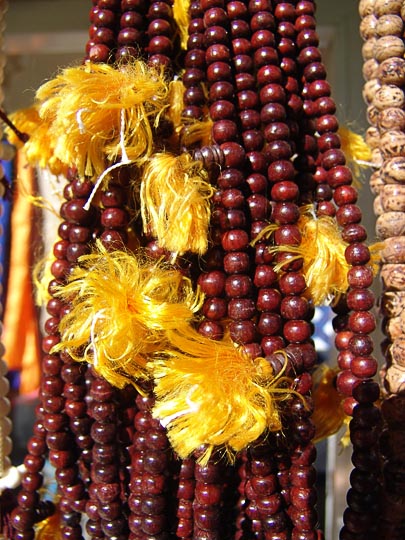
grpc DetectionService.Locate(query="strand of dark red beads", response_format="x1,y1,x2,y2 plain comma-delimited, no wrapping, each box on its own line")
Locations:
86,0,122,63
292,2,383,539
10,172,99,540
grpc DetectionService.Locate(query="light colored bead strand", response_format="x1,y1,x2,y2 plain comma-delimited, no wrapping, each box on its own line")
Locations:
360,2,405,539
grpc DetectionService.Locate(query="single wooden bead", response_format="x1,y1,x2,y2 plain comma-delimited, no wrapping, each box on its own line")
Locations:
378,57,405,86
359,14,378,40
374,36,405,63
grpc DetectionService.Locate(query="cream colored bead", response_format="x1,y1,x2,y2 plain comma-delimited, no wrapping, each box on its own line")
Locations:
363,78,381,104
374,36,405,63
380,129,405,158
381,262,405,289
384,315,403,339
375,0,403,16
381,184,405,212
376,14,404,36
363,58,380,80
367,104,380,125
385,364,405,393
371,147,384,167
373,85,405,110
362,37,378,60
369,170,385,194
374,194,384,215
381,290,405,317
360,14,379,40
376,212,405,238
390,336,405,367
381,235,405,262
366,126,381,149
359,0,376,17
378,57,405,86
382,157,405,183
378,107,405,132
0,396,10,417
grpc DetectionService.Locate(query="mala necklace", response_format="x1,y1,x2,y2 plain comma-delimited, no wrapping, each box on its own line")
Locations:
3,1,383,540
359,0,405,539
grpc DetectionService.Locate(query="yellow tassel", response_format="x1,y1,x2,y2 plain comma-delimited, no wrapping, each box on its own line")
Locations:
267,211,350,306
140,152,214,255
338,126,372,183
35,508,62,540
167,79,186,134
312,364,346,443
53,241,203,388
150,326,293,464
173,0,191,51
36,60,170,178
180,118,213,148
7,107,66,176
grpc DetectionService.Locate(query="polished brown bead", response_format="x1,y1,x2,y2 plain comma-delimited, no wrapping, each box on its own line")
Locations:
274,224,301,246
256,288,281,312
258,313,282,335
336,370,361,396
221,142,246,168
348,311,376,334
230,320,257,343
347,289,374,311
280,296,308,320
271,181,298,202
272,202,300,225
204,24,229,46
342,225,367,245
268,160,295,183
243,129,264,151
345,245,371,268
202,297,227,321
198,271,226,297
225,274,253,298
279,272,307,295
338,350,354,371
230,19,251,39
228,298,256,320
198,320,224,340
209,100,235,121
350,356,378,379
283,320,311,343
253,267,277,291
347,266,373,289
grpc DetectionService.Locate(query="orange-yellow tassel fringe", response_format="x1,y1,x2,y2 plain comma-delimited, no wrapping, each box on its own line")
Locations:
311,364,346,443
53,241,203,388
150,327,293,464
24,60,170,178
140,152,213,255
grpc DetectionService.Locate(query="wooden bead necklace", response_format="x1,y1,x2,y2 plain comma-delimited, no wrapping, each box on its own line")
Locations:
3,1,388,540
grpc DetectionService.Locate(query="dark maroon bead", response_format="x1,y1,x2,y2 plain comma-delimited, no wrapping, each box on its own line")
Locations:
230,319,257,343
336,370,361,397
198,320,224,340
256,288,281,312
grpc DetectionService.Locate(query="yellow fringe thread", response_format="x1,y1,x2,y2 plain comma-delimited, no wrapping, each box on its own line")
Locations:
140,152,214,255
150,326,293,464
7,106,66,176
35,509,61,540
338,126,372,184
180,118,213,148
266,212,350,306
53,241,203,388
35,60,170,178
167,79,186,136
173,0,191,51
312,364,346,443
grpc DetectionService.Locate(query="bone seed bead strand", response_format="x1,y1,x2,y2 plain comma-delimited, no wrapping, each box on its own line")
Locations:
359,1,405,537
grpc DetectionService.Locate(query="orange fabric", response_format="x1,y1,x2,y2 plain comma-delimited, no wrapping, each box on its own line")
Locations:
3,151,40,393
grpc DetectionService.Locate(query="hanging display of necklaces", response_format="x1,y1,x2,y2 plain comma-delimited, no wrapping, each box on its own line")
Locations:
0,1,391,540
